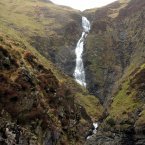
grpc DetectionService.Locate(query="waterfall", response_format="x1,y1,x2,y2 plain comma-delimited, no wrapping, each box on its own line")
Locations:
87,122,98,140
74,16,90,87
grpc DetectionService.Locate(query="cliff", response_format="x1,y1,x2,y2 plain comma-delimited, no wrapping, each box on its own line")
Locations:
85,0,145,144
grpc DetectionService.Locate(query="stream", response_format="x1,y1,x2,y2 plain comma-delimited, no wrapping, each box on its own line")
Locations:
73,16,98,138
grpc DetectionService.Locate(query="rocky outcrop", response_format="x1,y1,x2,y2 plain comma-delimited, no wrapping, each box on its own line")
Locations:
0,33,98,145
30,17,82,76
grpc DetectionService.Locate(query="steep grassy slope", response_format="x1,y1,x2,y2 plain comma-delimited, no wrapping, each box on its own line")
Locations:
85,0,145,144
84,0,145,103
86,63,145,145
0,0,82,76
0,1,104,144
0,0,104,120
0,31,103,145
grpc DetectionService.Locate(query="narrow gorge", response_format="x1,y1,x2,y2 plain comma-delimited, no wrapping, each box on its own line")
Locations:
1,0,145,145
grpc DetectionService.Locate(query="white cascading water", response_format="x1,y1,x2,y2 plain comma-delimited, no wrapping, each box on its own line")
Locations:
74,16,90,87
87,122,98,140
73,17,99,139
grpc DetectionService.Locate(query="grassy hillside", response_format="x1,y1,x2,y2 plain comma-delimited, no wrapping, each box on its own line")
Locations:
85,0,145,144
0,0,103,121
0,0,80,36
0,1,103,144
0,0,82,76
84,0,145,103
90,62,145,144
0,30,103,144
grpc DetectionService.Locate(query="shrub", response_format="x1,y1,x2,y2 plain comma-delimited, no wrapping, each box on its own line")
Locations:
106,116,116,127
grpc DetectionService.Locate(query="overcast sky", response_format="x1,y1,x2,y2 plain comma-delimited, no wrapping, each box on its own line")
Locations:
51,0,117,11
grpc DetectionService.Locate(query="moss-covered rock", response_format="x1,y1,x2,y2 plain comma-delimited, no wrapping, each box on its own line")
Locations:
0,32,103,145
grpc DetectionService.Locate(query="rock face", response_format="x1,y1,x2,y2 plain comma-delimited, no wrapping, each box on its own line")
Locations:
0,33,99,145
84,0,145,103
84,0,145,144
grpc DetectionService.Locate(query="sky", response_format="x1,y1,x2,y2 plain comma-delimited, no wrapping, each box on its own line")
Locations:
51,0,117,11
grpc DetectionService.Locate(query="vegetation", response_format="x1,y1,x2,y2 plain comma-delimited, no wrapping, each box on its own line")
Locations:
2,0,145,144
0,31,102,144
0,0,82,77
104,62,145,131
84,2,145,143
105,116,116,127
0,1,104,144
75,93,103,121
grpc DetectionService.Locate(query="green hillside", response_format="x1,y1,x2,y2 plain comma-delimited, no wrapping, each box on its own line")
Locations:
0,0,103,144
